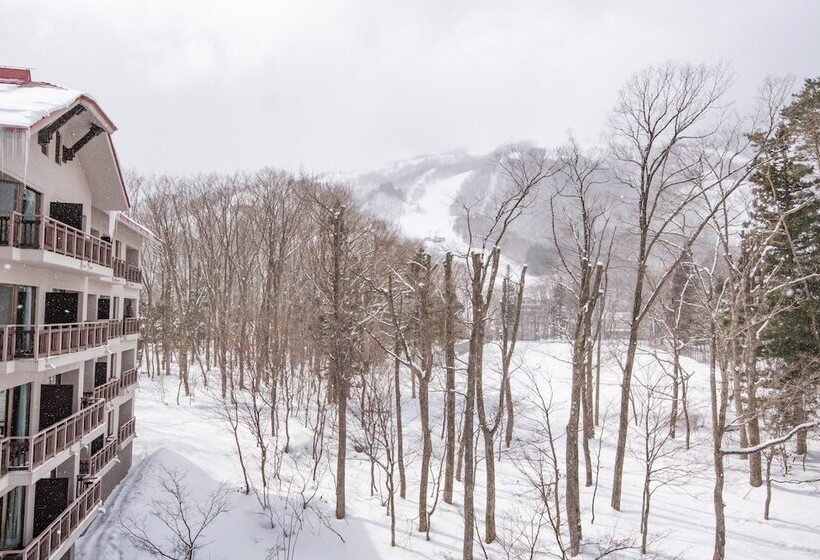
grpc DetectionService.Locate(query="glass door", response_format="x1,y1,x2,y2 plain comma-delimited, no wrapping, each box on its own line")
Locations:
15,286,35,356
19,187,41,248
1,486,26,549
0,181,16,246
8,384,30,469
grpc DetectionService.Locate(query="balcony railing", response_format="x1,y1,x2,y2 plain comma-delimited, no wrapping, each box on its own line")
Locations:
113,258,143,284
0,480,101,560
118,418,135,445
119,367,138,391
108,318,122,338
86,377,120,402
0,399,105,474
0,212,112,268
0,318,142,362
0,321,110,361
123,317,140,336
79,438,118,478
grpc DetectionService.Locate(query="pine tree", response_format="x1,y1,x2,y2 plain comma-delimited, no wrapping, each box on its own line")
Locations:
747,78,820,453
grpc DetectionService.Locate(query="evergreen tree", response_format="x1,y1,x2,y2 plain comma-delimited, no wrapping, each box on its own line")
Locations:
747,78,820,449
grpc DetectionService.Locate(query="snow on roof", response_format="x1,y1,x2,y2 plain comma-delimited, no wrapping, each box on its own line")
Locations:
117,211,159,242
0,81,85,129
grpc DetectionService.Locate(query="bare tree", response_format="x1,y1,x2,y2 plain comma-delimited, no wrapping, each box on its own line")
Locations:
549,139,613,555
460,145,556,559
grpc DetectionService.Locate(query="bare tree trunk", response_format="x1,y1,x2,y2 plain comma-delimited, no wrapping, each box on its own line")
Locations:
504,377,514,448
764,452,773,520
393,349,407,499
612,259,645,511
710,331,727,560
670,349,680,439
443,252,457,504
418,374,431,532
566,337,584,555
746,348,763,487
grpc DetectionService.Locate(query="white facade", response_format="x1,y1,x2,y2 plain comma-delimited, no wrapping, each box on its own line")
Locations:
0,67,147,560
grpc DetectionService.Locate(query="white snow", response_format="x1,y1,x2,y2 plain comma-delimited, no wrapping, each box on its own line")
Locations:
0,82,82,129
76,342,820,559
398,169,471,248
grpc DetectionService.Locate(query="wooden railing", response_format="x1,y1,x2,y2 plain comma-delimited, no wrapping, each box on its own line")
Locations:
108,318,122,338
1,399,105,474
113,258,143,284
118,418,136,444
0,480,101,560
0,321,110,361
112,257,126,278
119,367,138,391
123,317,140,336
0,212,112,268
86,377,120,402
79,438,118,478
0,317,143,362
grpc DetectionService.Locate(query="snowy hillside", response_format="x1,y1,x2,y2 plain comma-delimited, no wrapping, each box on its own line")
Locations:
333,150,562,272
75,343,820,560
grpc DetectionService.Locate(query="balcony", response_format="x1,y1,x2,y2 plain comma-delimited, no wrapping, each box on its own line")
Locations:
0,321,110,361
108,318,122,338
0,398,105,475
84,367,137,402
79,437,118,478
123,317,140,336
0,480,101,560
118,418,135,448
0,318,142,362
85,377,120,401
0,212,112,268
113,257,143,284
119,367,138,391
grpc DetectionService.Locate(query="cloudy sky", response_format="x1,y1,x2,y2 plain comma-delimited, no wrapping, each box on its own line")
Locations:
1,1,818,175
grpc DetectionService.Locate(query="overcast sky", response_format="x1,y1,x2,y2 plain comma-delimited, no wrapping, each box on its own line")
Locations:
1,1,818,175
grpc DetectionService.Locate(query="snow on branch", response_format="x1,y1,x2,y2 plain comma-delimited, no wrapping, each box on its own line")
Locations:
721,421,819,455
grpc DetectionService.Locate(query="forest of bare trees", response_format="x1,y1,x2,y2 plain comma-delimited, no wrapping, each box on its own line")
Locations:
129,64,819,560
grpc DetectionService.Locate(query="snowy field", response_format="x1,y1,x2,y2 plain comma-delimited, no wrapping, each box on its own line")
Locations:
76,342,820,559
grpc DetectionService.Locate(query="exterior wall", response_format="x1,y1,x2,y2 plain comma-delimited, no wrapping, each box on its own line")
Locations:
0,100,144,559
101,440,133,500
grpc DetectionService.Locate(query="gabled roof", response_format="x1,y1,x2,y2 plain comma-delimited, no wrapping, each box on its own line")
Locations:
0,81,91,130
0,68,128,208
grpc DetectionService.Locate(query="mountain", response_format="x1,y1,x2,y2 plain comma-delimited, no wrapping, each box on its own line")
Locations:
334,148,557,275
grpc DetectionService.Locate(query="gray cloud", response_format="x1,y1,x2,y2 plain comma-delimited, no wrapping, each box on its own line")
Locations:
2,0,818,175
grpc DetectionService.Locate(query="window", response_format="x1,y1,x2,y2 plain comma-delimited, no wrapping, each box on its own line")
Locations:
1,486,26,548
0,285,13,325
21,187,40,216
0,181,16,213
16,286,36,326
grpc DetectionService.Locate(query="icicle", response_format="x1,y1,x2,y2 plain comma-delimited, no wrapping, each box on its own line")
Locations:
21,128,30,186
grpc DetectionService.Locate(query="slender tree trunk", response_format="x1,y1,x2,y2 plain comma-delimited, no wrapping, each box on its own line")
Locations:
462,252,484,560
764,452,773,520
612,232,647,511
670,350,680,439
566,339,584,555
710,328,727,560
504,377,514,448
443,254,457,503
483,429,497,543
418,375,431,532
393,346,407,499
581,378,593,488
746,349,763,487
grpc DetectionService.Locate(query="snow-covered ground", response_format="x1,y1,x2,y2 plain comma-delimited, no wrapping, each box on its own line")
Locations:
76,342,820,559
